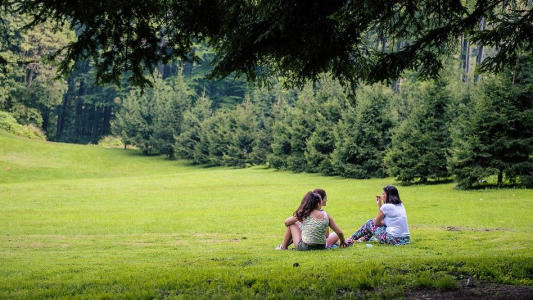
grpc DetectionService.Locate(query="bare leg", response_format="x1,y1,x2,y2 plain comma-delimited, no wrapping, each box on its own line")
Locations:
278,221,301,249
326,232,339,246
327,232,356,246
280,226,293,249
288,224,302,248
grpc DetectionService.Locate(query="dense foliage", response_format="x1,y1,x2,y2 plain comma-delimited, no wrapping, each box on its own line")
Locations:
1,2,533,188
385,80,453,183
450,55,533,188
109,64,532,188
2,1,531,90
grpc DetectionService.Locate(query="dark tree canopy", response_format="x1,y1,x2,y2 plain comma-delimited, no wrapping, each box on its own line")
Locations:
4,0,533,88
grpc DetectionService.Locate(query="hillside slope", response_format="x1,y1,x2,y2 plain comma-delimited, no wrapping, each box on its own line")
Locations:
0,131,193,184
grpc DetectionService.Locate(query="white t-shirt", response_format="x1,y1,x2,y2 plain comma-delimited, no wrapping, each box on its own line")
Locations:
380,203,410,237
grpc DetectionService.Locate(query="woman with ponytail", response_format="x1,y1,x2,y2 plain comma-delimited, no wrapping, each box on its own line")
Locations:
276,191,347,250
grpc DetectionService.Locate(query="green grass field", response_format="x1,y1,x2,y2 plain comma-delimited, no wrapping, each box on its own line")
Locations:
1,131,532,299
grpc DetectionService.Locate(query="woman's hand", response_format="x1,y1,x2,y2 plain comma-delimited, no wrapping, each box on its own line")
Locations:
376,195,382,208
284,215,298,227
339,240,348,248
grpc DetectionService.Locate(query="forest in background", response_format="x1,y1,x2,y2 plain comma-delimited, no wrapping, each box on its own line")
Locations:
1,10,532,189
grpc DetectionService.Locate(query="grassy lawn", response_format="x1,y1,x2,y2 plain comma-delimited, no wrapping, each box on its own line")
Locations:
1,131,532,299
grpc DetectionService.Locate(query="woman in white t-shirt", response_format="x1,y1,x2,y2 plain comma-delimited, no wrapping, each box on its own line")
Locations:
328,185,410,246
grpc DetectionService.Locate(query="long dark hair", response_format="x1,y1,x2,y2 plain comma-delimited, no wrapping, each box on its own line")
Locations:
313,189,326,202
294,191,322,221
383,185,402,204
384,185,402,205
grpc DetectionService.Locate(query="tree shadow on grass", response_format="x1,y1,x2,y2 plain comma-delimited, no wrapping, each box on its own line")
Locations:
397,178,455,187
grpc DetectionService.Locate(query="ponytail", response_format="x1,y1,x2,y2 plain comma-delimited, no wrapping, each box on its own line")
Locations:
294,191,322,221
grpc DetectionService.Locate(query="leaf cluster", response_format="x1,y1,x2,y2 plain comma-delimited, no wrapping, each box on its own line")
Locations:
6,0,533,89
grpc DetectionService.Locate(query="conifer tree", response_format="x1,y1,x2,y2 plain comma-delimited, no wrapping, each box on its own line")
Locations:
305,112,336,175
269,85,312,172
223,100,258,167
174,92,213,164
124,88,155,155
304,79,344,175
268,105,292,170
204,111,231,166
111,89,143,149
247,91,275,166
286,87,316,172
151,73,191,159
331,85,393,178
386,80,453,184
451,56,533,188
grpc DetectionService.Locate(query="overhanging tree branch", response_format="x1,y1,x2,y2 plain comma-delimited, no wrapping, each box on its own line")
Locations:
7,0,533,89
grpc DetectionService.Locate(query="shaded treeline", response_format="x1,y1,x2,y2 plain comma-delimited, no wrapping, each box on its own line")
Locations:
1,12,532,189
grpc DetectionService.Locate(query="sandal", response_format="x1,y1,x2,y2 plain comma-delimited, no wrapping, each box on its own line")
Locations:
275,244,286,250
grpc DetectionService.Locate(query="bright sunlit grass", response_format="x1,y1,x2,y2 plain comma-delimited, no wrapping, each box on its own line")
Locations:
1,131,532,299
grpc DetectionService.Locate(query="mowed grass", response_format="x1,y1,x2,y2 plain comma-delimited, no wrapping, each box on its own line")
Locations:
1,131,532,299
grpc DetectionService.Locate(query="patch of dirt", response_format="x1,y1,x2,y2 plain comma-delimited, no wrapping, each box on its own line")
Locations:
405,280,533,300
444,226,508,232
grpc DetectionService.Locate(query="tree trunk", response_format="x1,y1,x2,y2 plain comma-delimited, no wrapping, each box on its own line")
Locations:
497,169,503,186
474,17,486,83
56,79,73,140
460,34,470,82
103,105,113,136
465,43,470,75
41,106,49,134
92,104,103,142
474,44,484,83
169,149,175,160
392,41,404,93
74,80,85,142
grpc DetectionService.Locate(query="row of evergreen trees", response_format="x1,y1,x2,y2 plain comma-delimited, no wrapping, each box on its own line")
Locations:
0,10,247,144
112,58,533,189
2,11,532,189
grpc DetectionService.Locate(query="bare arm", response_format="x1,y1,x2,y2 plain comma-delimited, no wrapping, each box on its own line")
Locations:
374,195,386,226
328,216,347,247
284,215,298,227
374,210,386,226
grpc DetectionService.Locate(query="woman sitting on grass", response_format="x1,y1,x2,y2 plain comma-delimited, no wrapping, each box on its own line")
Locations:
276,191,347,250
327,185,410,246
276,189,330,249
